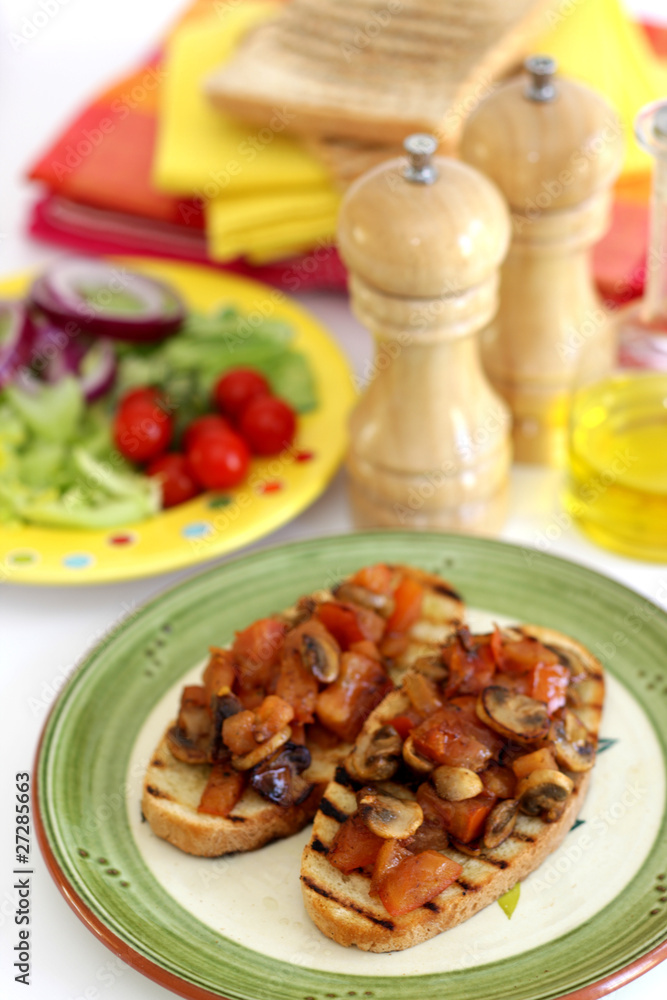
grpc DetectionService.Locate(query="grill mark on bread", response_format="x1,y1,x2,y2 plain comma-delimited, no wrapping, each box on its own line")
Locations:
228,815,246,823
311,838,329,855
150,758,165,768
301,875,396,929
145,784,170,799
319,797,349,825
480,856,509,869
510,831,537,843
456,877,480,893
422,901,439,912
334,766,358,789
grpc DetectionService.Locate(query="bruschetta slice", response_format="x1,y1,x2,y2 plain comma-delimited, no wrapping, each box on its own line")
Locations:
301,624,604,951
142,563,464,857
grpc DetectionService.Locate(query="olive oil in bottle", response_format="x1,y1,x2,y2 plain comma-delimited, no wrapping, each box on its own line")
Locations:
565,373,667,560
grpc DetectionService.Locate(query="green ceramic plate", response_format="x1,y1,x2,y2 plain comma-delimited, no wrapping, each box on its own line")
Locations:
35,533,667,1000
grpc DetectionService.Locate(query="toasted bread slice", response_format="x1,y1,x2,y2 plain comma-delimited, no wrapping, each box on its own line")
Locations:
142,564,464,857
206,0,560,146
142,728,350,857
301,624,603,951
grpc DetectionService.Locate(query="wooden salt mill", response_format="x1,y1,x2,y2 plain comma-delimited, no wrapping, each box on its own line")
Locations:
460,56,625,465
338,135,512,533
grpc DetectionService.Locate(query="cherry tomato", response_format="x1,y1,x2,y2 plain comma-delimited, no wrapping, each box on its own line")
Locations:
239,396,296,455
187,427,250,489
113,387,173,463
183,414,232,451
147,453,201,508
214,368,270,419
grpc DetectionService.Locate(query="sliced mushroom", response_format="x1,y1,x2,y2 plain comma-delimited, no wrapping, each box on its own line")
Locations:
285,620,341,683
167,686,213,763
375,781,417,802
232,726,292,771
450,837,482,857
301,632,341,683
516,768,574,817
282,595,317,627
483,798,519,848
249,742,313,807
209,691,244,763
402,733,435,774
334,582,395,618
356,787,424,839
550,715,596,773
432,765,484,802
476,687,550,744
167,725,209,765
412,653,449,685
345,724,403,783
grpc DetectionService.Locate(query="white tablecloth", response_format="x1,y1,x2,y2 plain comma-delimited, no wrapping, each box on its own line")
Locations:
1,1,666,997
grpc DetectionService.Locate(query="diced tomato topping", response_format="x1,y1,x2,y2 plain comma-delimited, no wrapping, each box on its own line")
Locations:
443,632,496,697
253,695,294,741
197,764,246,817
275,649,318,724
221,709,257,756
350,563,394,595
232,618,287,690
202,647,236,703
480,763,516,798
290,722,307,745
317,601,385,650
480,763,516,799
378,850,462,916
530,661,569,715
385,576,424,635
418,784,496,844
386,715,416,740
379,632,410,661
221,694,293,756
447,696,505,757
403,673,443,717
511,747,557,780
348,639,382,661
490,625,504,667
316,651,393,742
369,839,412,897
496,636,560,675
411,706,493,771
328,814,384,874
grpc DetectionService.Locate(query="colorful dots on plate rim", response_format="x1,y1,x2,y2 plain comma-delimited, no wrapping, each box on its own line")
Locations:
107,531,138,547
257,480,284,495
181,521,214,540
5,548,40,568
62,553,95,570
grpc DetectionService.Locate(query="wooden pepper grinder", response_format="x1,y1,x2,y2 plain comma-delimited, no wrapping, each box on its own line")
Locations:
338,135,512,533
460,56,625,465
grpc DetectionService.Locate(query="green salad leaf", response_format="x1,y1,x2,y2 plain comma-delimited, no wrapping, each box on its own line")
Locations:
115,307,318,414
0,379,160,530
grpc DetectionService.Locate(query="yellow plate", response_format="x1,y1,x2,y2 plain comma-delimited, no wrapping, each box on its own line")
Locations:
0,258,355,584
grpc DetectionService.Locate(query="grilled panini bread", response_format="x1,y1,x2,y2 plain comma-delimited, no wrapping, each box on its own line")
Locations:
301,624,604,951
142,564,464,857
206,0,559,147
